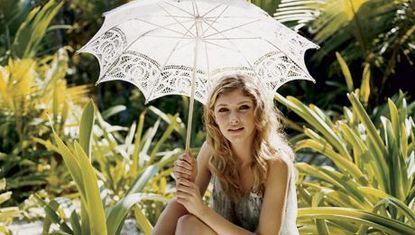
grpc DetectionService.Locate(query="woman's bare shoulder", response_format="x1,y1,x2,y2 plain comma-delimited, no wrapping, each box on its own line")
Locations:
197,141,214,171
266,157,291,186
199,141,213,158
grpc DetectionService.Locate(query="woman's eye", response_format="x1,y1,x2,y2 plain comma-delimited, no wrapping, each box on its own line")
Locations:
239,105,250,110
218,108,229,112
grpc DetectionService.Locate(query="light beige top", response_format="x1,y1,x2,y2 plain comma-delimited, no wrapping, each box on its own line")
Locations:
211,156,299,234
211,175,262,232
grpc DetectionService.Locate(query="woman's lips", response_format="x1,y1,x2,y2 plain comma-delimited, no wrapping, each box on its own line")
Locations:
228,127,244,132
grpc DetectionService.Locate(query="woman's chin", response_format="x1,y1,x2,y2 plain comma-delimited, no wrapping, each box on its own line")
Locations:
226,135,247,145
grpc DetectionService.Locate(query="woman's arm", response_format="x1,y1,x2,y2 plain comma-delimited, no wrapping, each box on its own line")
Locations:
152,141,213,235
256,158,291,235
176,153,291,235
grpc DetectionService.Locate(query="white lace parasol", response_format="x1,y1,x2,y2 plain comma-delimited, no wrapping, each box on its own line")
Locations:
79,0,319,149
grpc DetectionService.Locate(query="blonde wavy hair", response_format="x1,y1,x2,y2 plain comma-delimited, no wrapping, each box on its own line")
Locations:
204,74,294,201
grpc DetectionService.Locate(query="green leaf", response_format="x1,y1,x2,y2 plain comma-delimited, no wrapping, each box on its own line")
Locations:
147,114,178,165
295,139,365,182
79,100,95,159
53,133,86,201
131,110,146,178
298,207,415,235
336,52,354,92
250,0,281,16
11,0,64,58
69,210,81,235
347,92,389,190
133,205,153,235
360,64,371,106
106,193,152,235
149,106,185,138
358,187,415,225
276,94,351,160
73,142,107,235
102,105,126,119
34,195,73,234
126,165,160,195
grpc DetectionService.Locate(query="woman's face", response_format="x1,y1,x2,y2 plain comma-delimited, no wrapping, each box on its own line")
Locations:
213,89,256,145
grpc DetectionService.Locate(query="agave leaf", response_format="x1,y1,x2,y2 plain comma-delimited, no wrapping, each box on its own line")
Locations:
106,193,152,235
276,94,351,160
102,105,126,119
382,118,407,200
69,210,81,235
147,114,178,166
319,168,369,205
335,52,354,92
34,195,72,234
133,205,153,235
149,106,185,138
358,187,415,225
131,110,146,178
298,207,415,235
316,218,330,235
388,99,400,142
303,183,365,209
126,165,160,196
303,128,331,148
73,142,107,235
141,119,160,161
11,0,64,58
79,100,95,159
251,0,281,16
295,139,365,183
348,92,389,190
360,64,371,106
296,163,345,191
53,133,86,200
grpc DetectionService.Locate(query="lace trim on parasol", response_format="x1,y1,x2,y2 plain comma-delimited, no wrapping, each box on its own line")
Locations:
83,26,316,104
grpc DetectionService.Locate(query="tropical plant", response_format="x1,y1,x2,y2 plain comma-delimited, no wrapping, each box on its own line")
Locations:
251,0,282,15
0,0,34,63
0,48,90,203
91,104,189,225
0,0,64,63
37,100,185,235
276,56,415,234
0,178,20,235
274,0,415,103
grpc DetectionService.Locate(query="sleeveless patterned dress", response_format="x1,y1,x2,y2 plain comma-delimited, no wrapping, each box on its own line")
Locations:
211,158,299,234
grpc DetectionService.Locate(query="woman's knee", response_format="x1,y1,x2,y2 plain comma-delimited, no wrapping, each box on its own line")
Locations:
164,198,186,213
152,199,187,235
176,215,200,232
176,215,216,234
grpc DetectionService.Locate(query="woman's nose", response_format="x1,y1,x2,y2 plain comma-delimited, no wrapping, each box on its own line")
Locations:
229,112,240,125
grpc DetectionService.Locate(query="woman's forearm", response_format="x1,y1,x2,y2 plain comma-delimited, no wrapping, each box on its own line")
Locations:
196,204,254,235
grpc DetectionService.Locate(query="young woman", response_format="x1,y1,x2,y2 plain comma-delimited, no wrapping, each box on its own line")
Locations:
152,74,299,235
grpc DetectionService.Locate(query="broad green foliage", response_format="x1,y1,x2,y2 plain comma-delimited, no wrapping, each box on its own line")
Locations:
278,91,415,234
92,105,185,228
250,0,281,16
276,58,415,234
274,0,414,89
11,0,64,58
0,0,33,63
0,178,19,235
0,0,64,62
0,49,89,203
38,101,181,235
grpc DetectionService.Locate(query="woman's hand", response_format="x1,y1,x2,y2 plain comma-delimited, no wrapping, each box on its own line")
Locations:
176,178,206,217
173,152,197,182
